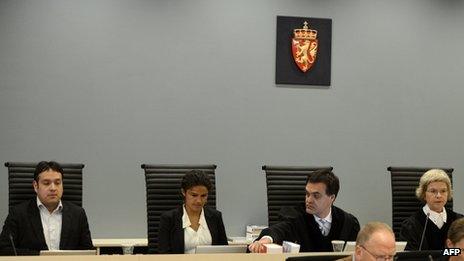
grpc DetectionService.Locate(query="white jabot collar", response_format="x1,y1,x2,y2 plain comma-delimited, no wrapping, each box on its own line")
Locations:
423,205,447,228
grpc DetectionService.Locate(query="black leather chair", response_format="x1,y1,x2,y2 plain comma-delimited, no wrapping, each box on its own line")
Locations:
388,166,454,238
5,162,85,208
262,165,333,226
141,164,217,253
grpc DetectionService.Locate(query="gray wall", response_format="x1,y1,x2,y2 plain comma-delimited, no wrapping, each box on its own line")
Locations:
0,0,463,238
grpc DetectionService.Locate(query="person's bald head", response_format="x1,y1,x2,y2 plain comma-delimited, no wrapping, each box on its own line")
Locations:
355,222,396,261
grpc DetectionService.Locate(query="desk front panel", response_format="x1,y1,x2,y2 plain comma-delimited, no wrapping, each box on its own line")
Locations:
0,252,352,261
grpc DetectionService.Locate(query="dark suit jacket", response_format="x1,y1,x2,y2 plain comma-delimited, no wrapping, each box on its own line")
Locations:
0,199,93,255
158,206,228,254
257,205,360,252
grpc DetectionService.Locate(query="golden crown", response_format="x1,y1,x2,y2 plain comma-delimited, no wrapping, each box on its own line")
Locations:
293,21,317,40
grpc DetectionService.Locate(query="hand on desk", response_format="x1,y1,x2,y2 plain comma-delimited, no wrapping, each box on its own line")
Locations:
248,238,271,253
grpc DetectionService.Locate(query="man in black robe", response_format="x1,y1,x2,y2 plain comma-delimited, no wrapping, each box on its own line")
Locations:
249,169,360,252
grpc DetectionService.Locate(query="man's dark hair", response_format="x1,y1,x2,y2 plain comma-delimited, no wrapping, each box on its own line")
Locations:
33,161,64,182
306,168,340,197
181,169,213,192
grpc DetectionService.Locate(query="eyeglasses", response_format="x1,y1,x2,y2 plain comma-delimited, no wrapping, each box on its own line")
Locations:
360,245,394,261
426,189,448,196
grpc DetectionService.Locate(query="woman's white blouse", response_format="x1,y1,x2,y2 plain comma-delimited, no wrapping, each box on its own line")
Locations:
182,206,212,254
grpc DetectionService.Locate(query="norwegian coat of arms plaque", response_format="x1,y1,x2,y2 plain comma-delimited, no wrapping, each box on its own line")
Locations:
276,16,332,86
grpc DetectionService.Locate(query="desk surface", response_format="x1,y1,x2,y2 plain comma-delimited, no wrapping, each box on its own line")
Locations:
92,239,148,247
0,252,352,261
92,237,251,247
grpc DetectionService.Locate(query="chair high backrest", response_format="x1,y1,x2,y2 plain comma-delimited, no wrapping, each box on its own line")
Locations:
5,162,85,208
262,165,333,226
141,164,217,253
388,166,454,238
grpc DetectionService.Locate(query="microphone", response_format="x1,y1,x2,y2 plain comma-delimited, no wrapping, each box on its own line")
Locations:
8,233,18,256
419,212,430,251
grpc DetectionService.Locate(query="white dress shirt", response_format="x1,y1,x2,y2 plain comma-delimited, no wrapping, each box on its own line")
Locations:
36,197,63,250
182,206,212,254
423,205,447,229
314,209,332,236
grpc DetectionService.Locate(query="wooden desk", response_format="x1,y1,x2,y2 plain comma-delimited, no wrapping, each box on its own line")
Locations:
92,238,250,247
0,252,353,261
92,239,149,248
91,238,250,254
92,239,148,255
139,252,352,261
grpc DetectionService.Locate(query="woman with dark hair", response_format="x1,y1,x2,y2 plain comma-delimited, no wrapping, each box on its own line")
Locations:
158,170,228,254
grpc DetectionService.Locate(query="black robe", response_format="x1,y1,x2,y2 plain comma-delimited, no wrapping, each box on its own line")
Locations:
257,205,360,252
399,208,463,250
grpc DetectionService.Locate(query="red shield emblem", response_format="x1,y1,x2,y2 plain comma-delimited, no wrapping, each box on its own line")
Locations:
291,21,318,73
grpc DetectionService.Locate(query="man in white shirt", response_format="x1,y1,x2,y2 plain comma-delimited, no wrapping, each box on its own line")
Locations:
0,161,93,255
